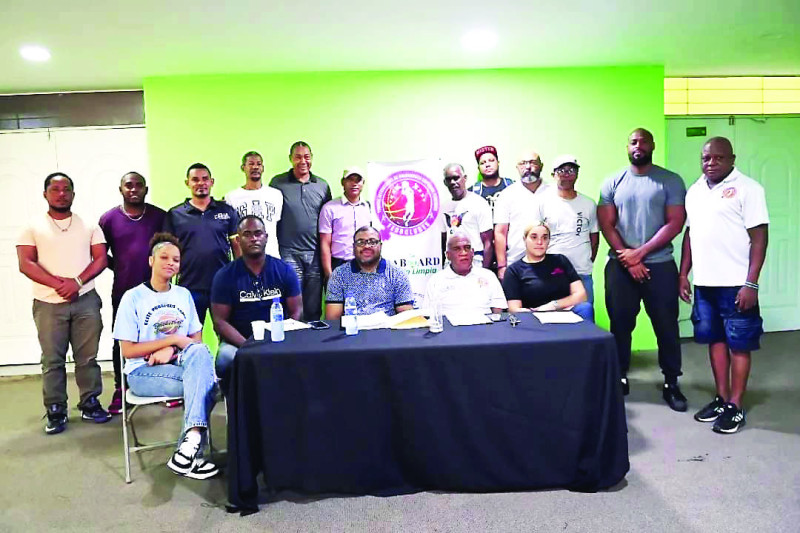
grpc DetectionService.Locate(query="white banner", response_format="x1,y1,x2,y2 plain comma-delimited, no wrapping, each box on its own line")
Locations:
367,159,446,305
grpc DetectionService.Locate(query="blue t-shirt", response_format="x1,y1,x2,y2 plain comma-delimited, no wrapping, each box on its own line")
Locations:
326,258,415,316
598,165,686,264
164,198,239,291
210,256,301,339
113,283,202,375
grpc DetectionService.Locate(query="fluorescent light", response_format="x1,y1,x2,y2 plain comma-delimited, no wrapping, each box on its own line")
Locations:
461,29,498,52
20,45,51,62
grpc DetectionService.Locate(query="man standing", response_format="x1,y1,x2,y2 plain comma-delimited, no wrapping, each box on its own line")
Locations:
424,232,507,315
211,215,302,389
224,151,283,259
679,137,768,433
325,226,415,320
598,128,688,410
319,167,372,282
17,173,111,434
494,151,550,280
98,171,166,415
441,163,494,269
468,145,514,211
165,163,240,323
534,155,599,302
270,141,332,321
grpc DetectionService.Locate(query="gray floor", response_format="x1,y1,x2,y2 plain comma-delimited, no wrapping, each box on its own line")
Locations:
2,332,799,533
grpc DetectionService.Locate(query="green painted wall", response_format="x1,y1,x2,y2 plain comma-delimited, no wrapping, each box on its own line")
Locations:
144,65,666,350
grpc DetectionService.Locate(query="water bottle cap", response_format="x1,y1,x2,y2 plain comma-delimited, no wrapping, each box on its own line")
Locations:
273,297,280,303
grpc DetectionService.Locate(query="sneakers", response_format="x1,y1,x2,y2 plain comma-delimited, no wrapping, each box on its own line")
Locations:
662,383,688,412
79,396,112,423
694,395,726,422
713,403,746,434
107,388,123,416
45,403,68,435
167,434,219,479
620,377,630,396
185,458,220,480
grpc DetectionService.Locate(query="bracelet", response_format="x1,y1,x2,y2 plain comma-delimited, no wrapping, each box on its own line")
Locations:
551,300,561,311
74,276,84,288
744,281,759,290
497,264,507,269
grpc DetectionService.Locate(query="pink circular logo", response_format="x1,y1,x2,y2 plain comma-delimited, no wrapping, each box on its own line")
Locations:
375,170,440,238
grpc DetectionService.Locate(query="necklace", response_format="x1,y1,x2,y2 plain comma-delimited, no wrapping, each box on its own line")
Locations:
48,213,73,232
119,204,146,222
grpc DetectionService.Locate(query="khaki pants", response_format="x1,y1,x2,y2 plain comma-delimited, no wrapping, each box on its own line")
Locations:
32,290,104,407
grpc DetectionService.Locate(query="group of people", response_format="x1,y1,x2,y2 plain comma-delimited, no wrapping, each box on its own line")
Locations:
16,129,769,481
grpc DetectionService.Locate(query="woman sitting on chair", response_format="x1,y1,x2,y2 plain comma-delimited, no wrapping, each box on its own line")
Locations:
113,232,219,480
502,222,594,321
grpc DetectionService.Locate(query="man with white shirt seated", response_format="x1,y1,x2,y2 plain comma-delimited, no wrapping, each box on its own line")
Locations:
423,232,508,316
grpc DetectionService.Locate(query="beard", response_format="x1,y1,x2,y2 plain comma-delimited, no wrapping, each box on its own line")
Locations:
628,151,652,167
481,170,500,181
520,170,540,184
48,204,71,213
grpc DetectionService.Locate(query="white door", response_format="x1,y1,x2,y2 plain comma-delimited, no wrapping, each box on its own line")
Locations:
0,126,149,366
667,116,800,334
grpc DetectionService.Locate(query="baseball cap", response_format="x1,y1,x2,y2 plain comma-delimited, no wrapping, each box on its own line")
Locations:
551,154,580,172
342,166,365,181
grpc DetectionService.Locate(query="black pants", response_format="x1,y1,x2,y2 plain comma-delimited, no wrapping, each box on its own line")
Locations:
111,300,121,389
604,259,682,382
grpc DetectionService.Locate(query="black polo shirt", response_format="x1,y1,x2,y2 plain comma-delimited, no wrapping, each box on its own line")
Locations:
270,170,332,254
164,198,239,292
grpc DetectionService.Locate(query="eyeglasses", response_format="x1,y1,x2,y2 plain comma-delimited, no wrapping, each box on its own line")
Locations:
555,166,578,176
518,160,542,167
355,239,381,248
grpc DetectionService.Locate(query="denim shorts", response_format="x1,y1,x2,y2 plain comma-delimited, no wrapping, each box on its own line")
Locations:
691,286,763,351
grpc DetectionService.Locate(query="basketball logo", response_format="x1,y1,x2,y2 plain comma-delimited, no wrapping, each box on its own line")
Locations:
722,187,737,199
375,170,440,237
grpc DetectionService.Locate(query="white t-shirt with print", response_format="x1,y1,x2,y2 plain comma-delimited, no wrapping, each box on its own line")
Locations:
113,283,202,375
533,190,598,275
225,186,284,258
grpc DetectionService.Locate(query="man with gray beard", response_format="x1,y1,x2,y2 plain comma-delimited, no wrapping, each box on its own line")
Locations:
493,151,550,280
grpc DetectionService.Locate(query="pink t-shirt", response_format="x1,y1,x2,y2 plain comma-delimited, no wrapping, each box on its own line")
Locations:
17,212,106,303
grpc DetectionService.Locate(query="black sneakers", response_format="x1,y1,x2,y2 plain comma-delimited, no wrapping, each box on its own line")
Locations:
79,396,112,423
694,395,726,422
712,403,746,434
662,383,688,412
45,403,68,435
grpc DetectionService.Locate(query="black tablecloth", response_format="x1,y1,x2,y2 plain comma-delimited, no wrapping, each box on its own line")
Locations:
228,314,629,512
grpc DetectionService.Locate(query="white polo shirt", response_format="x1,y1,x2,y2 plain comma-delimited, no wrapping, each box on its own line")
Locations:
533,189,598,275
494,181,551,264
685,168,769,287
423,266,508,315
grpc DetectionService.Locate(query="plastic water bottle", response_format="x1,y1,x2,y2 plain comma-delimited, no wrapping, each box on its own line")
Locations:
270,297,285,342
344,296,359,336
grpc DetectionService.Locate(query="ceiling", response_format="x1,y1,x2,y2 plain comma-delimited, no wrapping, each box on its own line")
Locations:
3,0,799,94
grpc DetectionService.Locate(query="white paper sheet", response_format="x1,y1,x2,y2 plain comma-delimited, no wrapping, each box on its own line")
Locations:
533,311,583,324
263,318,313,331
445,312,493,327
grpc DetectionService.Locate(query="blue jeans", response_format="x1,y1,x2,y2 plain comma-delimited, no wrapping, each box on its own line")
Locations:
692,286,763,351
215,341,239,396
282,250,322,321
572,302,595,322
127,343,217,441
579,274,594,304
